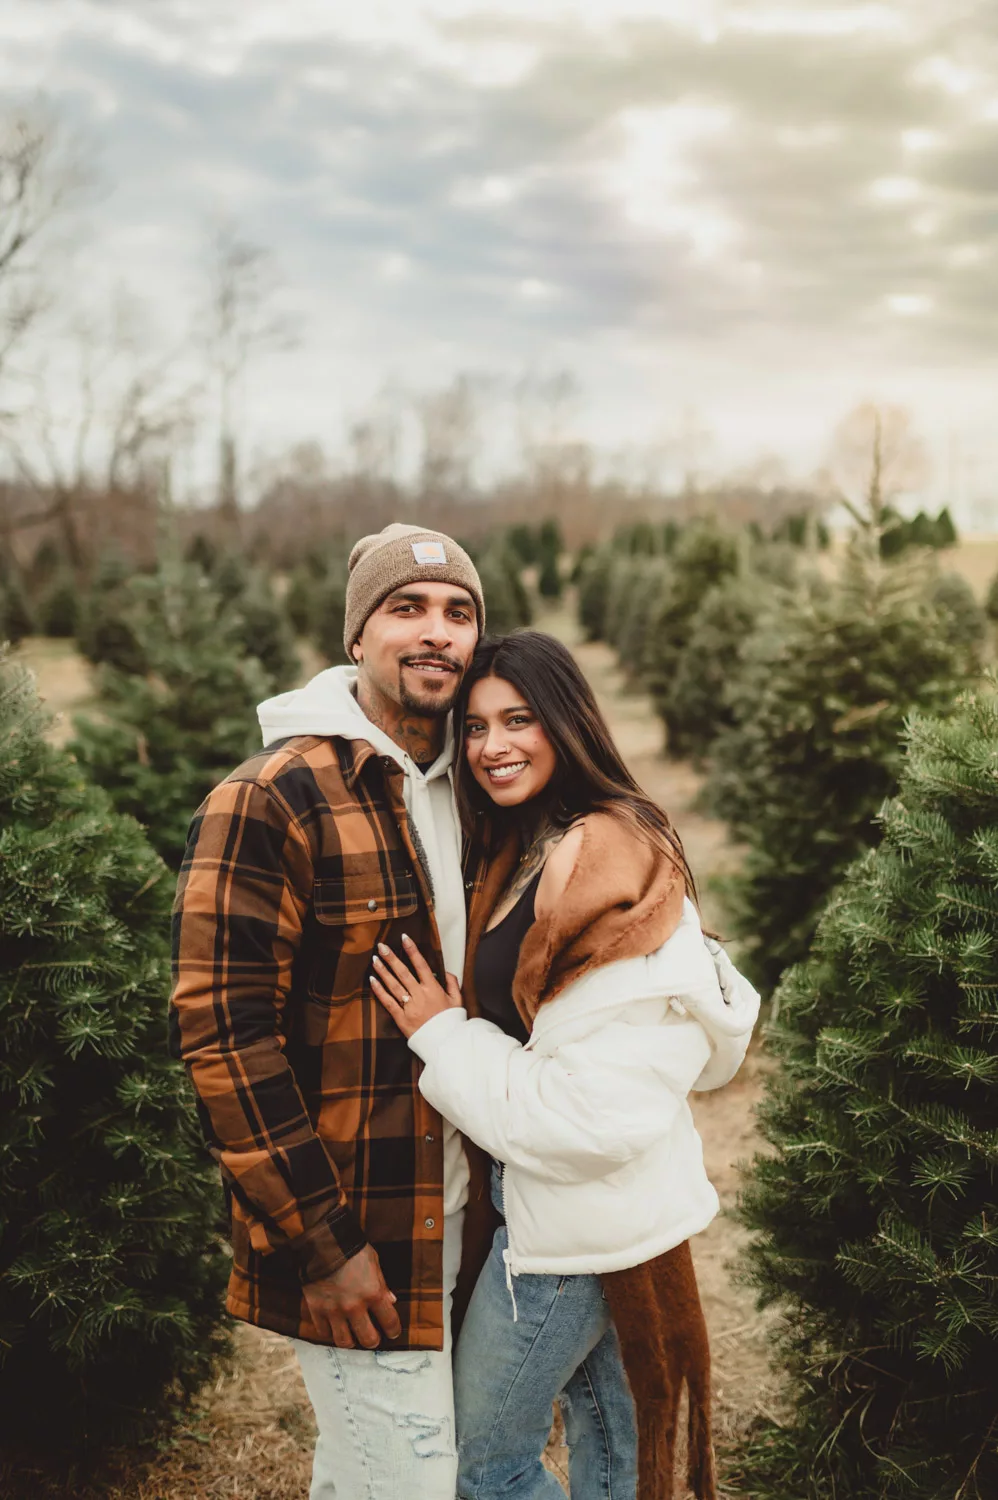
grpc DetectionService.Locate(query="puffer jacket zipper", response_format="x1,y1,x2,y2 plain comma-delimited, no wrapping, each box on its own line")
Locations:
499,1164,519,1322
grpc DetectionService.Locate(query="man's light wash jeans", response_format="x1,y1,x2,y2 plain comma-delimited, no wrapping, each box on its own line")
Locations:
293,1211,462,1500
453,1166,637,1500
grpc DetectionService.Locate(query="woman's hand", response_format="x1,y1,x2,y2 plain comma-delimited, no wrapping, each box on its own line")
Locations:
371,934,464,1039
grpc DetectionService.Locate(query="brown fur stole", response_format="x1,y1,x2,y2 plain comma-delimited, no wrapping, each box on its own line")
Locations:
459,812,716,1500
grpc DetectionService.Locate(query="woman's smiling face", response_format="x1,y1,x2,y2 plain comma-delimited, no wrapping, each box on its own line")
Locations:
464,673,558,808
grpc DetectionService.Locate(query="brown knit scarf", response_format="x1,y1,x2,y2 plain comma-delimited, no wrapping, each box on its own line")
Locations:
459,812,717,1500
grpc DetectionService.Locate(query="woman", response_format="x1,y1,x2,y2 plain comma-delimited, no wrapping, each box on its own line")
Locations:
369,632,758,1500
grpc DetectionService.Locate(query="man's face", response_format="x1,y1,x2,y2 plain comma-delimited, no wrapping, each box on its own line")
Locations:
353,582,478,717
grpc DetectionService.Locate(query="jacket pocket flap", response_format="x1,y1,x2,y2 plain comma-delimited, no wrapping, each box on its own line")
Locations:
311,871,419,926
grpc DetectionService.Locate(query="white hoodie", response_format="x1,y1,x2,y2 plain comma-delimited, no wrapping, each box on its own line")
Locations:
409,899,760,1288
257,665,471,1217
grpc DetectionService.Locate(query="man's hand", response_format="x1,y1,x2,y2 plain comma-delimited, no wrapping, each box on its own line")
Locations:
302,1244,402,1349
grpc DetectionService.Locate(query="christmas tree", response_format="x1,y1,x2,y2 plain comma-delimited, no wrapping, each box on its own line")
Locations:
706,538,979,989
664,545,812,762
577,545,618,641
642,522,740,746
734,689,998,1499
69,561,271,868
664,573,765,762
468,539,532,635
0,563,35,645
76,552,147,674
536,519,564,600
0,652,228,1450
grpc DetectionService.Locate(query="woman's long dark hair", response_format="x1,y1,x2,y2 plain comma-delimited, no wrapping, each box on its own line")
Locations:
455,631,697,900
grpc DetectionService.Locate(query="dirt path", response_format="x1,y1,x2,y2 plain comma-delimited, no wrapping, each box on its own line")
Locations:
13,619,776,1498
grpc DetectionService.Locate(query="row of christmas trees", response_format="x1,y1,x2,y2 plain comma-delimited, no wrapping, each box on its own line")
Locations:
576,512,998,1495
578,510,990,987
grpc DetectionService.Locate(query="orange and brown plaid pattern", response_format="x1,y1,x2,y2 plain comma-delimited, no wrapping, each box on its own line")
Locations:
170,733,448,1349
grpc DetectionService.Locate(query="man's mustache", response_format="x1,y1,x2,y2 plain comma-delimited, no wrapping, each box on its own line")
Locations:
399,652,463,674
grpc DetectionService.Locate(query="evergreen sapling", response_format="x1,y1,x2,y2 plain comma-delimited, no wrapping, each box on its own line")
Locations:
0,654,228,1451
735,690,998,1499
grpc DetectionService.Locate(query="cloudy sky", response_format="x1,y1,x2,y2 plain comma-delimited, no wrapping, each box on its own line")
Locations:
4,0,998,515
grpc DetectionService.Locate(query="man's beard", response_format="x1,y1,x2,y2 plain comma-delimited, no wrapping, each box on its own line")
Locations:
397,652,463,716
398,677,461,716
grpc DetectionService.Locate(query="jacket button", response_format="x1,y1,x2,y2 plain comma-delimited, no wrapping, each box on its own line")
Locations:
464,880,473,890
424,1133,434,1143
367,898,377,912
424,1217,435,1230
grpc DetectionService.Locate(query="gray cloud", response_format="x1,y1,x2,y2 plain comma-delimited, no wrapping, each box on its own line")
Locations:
2,0,998,490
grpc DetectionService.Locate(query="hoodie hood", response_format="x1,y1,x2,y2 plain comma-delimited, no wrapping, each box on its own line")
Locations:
257,664,455,780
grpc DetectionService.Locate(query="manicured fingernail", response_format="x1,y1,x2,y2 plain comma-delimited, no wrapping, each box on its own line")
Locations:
373,954,383,967
390,1292,397,1303
378,943,390,956
401,933,412,946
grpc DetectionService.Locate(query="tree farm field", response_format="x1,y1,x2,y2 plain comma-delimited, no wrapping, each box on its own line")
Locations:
9,602,762,1500
7,534,994,1500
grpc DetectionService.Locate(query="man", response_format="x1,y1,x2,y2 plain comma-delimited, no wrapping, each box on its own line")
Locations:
170,523,485,1498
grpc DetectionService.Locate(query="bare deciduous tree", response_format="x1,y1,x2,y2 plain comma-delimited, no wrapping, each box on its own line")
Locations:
3,293,197,567
347,383,404,486
416,374,485,498
514,370,592,530
0,107,80,402
203,220,298,520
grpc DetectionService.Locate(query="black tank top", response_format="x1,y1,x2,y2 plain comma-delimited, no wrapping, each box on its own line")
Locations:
473,867,543,1045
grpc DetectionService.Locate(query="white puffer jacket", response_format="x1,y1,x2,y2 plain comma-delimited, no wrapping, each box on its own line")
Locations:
409,899,759,1288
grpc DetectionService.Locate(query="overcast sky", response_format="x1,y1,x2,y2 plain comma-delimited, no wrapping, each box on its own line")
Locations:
3,0,998,517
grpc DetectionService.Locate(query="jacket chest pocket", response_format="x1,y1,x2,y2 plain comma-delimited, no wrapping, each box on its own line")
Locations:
311,861,420,927
304,858,422,1009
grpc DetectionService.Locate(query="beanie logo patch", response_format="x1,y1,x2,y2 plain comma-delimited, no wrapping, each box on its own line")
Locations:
411,540,447,565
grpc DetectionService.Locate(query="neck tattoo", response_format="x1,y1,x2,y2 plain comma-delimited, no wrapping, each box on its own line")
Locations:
356,676,445,764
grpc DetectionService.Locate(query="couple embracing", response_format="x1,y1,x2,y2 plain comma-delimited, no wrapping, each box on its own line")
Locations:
170,523,759,1500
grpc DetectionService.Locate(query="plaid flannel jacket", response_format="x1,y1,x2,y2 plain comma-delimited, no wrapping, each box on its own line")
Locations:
170,733,451,1348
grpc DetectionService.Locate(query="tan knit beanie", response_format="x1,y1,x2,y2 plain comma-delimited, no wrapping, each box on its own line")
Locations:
344,523,485,656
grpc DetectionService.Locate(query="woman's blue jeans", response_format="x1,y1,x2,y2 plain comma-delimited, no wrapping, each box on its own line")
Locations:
453,1165,638,1500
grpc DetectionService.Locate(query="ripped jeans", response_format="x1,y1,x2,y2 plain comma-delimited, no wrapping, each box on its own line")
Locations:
293,1211,462,1500
453,1166,638,1500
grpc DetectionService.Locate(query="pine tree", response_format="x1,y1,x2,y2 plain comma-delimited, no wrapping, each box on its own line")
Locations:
706,541,980,989
577,545,617,641
472,540,532,635
928,571,986,656
36,572,81,638
608,558,667,684
664,547,812,761
0,580,34,645
76,553,146,674
733,690,998,1499
537,548,563,601
69,562,271,869
230,566,300,689
535,519,564,601
643,522,740,745
0,653,228,1451
664,574,765,762
312,563,350,664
